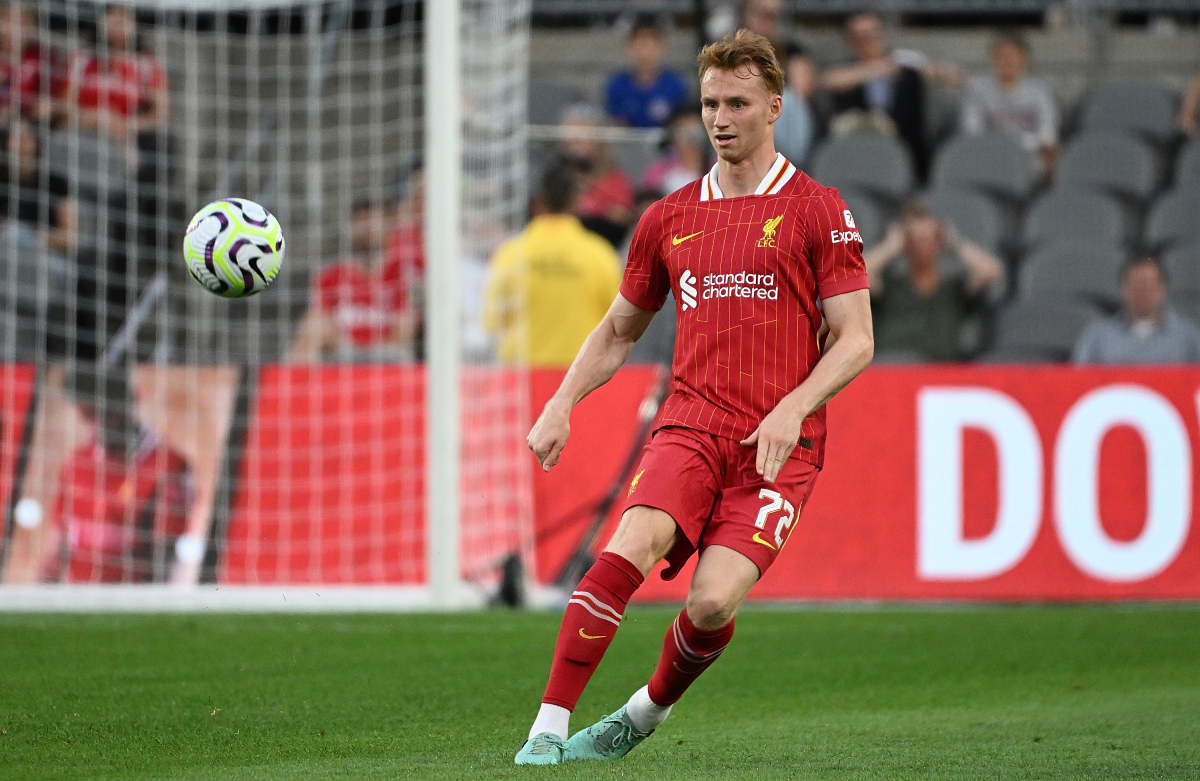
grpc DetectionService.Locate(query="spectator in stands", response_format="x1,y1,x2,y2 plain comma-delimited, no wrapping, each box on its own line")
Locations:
960,31,1059,173
823,13,961,180
0,115,74,251
620,186,662,265
1180,66,1200,136
604,16,688,130
0,2,58,123
484,164,621,367
865,201,1004,361
288,194,419,363
59,4,169,176
42,366,191,583
640,106,706,196
776,42,817,167
1073,256,1200,364
558,103,634,247
741,0,787,56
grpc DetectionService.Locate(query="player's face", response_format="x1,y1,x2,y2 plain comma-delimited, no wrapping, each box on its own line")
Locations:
700,66,782,164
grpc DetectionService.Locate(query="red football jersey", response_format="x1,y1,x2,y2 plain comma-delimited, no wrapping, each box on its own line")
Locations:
0,45,61,115
313,256,408,349
53,432,192,583
68,51,167,117
620,154,868,468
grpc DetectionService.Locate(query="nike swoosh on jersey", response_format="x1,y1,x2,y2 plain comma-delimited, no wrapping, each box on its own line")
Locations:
672,231,703,246
751,532,777,550
578,628,607,640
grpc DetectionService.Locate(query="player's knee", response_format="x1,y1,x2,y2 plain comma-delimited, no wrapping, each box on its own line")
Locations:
685,592,736,630
605,507,676,576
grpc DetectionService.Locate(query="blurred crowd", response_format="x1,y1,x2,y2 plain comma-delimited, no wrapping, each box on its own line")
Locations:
0,1,171,366
355,1,1198,369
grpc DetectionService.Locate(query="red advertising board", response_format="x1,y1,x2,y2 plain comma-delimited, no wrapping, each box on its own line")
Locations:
631,366,1200,601
0,364,37,560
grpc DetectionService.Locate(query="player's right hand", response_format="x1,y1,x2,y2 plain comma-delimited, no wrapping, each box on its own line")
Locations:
527,402,571,472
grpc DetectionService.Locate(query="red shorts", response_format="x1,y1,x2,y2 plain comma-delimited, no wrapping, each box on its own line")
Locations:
623,426,820,580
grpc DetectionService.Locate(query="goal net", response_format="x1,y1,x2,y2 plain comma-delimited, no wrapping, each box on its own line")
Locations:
0,0,533,605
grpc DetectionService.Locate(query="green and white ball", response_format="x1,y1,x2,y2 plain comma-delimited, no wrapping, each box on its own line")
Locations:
183,198,284,298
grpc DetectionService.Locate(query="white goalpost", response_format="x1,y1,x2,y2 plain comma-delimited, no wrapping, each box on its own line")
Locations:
0,0,532,610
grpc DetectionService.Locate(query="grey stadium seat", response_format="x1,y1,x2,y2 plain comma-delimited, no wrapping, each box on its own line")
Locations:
988,292,1101,363
1018,239,1125,306
1175,138,1200,189
1146,189,1200,251
1022,189,1127,250
922,188,1003,253
1163,241,1200,295
1163,242,1200,321
807,133,914,205
1056,132,1160,203
930,132,1036,202
838,189,884,249
527,80,582,126
1080,79,1178,145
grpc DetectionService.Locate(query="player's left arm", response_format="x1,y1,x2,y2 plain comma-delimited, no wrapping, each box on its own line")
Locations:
741,289,874,483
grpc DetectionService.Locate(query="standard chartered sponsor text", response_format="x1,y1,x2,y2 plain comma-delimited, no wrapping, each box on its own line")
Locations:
702,271,779,301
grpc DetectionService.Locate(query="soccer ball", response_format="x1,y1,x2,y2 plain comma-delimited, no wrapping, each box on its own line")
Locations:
183,198,284,298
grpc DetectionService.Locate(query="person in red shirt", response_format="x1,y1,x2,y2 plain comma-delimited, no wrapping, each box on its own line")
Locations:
558,104,635,248
59,4,169,146
0,2,60,123
288,192,421,362
43,367,192,584
515,30,874,764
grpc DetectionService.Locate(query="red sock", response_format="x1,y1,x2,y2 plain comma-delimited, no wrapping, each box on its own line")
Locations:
647,608,735,706
542,552,644,710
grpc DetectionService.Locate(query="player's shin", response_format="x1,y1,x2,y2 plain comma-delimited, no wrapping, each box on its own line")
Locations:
536,552,645,735
643,608,736,714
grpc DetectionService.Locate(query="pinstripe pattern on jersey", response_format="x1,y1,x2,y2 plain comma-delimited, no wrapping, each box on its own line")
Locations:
621,161,868,470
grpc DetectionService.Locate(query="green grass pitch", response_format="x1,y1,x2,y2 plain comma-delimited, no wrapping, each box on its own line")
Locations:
1,606,1198,780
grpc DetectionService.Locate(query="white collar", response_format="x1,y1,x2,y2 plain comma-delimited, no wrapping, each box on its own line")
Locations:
700,153,796,202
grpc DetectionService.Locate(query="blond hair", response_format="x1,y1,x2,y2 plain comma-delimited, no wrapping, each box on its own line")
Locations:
697,29,784,96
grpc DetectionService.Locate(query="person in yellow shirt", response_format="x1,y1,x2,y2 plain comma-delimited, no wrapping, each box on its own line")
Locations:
485,164,622,366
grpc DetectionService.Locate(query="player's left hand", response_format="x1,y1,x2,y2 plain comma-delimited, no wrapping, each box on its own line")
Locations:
740,404,804,483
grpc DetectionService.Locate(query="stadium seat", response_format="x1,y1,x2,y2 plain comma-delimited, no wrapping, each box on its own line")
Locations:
808,133,914,205
1018,239,1126,307
929,133,1036,203
1163,241,1200,293
1146,189,1200,250
838,188,884,249
921,188,1003,253
1175,138,1200,188
1079,79,1178,145
1021,189,1128,250
987,292,1101,362
1163,242,1200,321
1056,132,1160,203
527,80,582,126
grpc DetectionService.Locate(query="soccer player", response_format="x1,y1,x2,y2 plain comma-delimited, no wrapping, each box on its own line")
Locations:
514,30,874,765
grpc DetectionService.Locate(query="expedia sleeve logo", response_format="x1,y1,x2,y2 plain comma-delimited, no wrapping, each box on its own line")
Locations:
832,209,861,244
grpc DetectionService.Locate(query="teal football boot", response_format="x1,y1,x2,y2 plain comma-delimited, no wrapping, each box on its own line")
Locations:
514,732,566,765
564,705,652,761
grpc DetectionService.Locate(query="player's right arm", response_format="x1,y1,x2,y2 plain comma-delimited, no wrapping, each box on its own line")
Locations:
528,200,670,472
527,294,656,472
